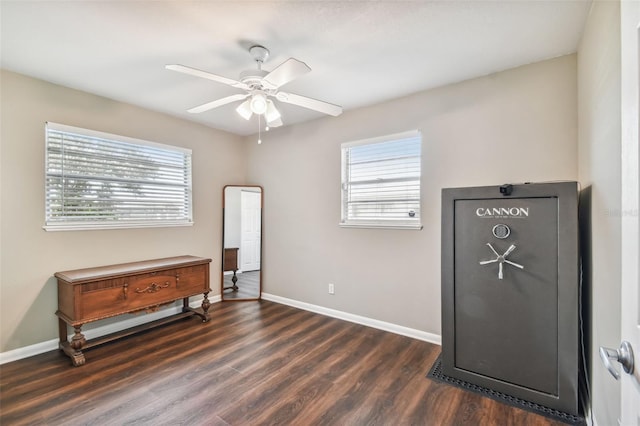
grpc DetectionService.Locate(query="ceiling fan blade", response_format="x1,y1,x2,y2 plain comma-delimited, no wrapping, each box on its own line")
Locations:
187,93,249,114
276,92,343,116
166,64,248,89
263,58,311,89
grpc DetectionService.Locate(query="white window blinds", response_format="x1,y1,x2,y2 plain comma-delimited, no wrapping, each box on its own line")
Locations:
341,130,422,229
44,122,193,231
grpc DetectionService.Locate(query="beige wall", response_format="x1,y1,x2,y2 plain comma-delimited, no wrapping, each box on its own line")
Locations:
1,55,580,359
0,70,246,352
577,1,622,424
246,55,578,336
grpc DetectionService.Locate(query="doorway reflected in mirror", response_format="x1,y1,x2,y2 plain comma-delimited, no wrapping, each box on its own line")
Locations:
222,185,262,301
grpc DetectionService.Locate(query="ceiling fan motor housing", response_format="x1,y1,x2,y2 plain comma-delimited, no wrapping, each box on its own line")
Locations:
239,69,273,90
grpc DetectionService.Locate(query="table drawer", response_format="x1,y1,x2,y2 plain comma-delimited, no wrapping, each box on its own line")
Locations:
80,271,182,321
176,264,208,293
128,271,179,308
78,278,129,320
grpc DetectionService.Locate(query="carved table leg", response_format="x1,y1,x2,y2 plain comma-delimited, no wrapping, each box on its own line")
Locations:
200,292,211,322
223,270,239,292
59,321,86,367
69,326,87,366
184,293,211,322
231,271,238,291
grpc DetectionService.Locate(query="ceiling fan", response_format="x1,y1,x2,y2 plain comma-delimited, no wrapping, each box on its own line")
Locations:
166,45,343,129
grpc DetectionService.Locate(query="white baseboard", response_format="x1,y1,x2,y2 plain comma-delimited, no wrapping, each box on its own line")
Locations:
0,295,221,365
0,339,61,366
261,293,441,345
1,293,438,364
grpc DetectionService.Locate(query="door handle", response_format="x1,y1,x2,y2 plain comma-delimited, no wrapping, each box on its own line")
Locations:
599,341,635,380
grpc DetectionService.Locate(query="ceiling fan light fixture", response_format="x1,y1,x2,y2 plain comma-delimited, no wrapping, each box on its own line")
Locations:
236,99,253,120
250,93,268,115
265,100,281,123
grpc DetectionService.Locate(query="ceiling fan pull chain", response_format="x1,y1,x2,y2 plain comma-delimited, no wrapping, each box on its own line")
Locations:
258,114,262,145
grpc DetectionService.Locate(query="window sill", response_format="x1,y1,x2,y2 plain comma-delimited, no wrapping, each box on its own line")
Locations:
339,222,423,230
43,221,194,232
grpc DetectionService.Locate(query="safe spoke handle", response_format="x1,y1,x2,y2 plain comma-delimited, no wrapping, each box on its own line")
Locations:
486,243,500,257
504,260,524,269
479,243,524,279
503,244,516,257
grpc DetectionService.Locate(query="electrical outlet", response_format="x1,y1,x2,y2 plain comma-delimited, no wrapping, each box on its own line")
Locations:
328,283,335,294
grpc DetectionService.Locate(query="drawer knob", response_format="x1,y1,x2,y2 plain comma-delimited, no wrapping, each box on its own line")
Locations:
135,281,170,294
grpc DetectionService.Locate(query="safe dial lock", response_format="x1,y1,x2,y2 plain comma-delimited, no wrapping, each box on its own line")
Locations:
492,224,510,239
479,243,524,280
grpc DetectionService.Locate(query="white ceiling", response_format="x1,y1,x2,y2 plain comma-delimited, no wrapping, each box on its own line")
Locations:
1,0,591,136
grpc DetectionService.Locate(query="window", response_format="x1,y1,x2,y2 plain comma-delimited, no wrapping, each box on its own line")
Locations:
44,122,193,231
341,130,422,229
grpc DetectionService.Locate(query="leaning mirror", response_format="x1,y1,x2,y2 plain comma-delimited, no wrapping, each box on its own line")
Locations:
222,185,262,301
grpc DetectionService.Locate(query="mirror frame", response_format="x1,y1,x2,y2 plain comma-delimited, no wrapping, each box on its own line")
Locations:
221,185,263,301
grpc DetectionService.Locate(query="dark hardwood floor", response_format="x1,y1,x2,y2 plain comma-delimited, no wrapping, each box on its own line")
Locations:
0,300,567,425
223,270,260,299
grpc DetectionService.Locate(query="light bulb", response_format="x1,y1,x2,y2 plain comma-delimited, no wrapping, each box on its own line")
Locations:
250,93,267,115
265,100,281,123
265,126,270,131
258,138,262,144
236,100,253,120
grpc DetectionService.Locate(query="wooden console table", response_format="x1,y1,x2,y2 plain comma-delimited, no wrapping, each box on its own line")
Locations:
55,255,212,366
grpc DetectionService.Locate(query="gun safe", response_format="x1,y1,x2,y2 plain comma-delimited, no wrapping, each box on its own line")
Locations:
441,182,580,415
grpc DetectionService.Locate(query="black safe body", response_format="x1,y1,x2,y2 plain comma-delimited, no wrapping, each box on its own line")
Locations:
441,182,580,415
